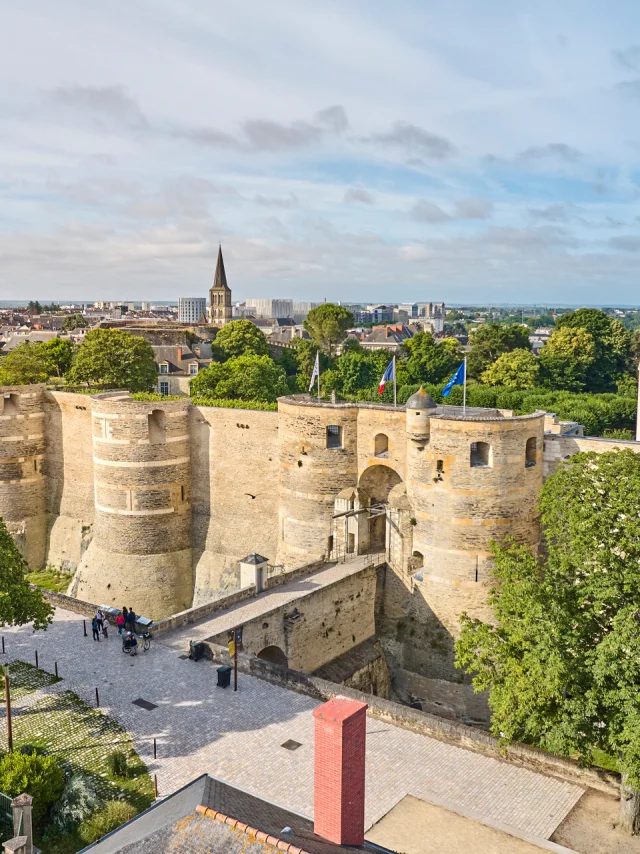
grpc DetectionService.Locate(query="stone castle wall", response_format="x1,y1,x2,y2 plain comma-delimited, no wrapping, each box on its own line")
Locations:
0,384,47,568
1,385,639,631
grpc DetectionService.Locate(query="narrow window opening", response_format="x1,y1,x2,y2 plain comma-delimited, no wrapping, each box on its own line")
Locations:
327,534,334,554
148,409,166,445
2,393,19,416
180,485,185,502
436,460,444,473
526,437,537,467
470,441,491,468
374,433,389,458
326,425,342,449
412,550,424,571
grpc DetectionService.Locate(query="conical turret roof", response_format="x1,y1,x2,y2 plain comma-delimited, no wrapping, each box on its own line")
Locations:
406,386,437,410
212,245,229,291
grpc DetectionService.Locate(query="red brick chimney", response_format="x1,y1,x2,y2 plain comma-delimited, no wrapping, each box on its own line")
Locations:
313,697,368,845
177,345,183,361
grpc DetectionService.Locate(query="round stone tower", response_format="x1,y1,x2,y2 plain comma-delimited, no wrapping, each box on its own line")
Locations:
0,384,47,568
407,407,545,631
72,392,192,618
276,397,359,568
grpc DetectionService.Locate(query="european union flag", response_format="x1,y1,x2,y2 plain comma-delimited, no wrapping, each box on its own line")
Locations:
442,361,465,397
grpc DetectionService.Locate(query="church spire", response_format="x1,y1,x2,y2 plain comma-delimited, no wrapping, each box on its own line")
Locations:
213,244,229,291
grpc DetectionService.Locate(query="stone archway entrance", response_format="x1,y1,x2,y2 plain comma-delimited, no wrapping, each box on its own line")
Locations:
257,645,288,667
359,465,403,551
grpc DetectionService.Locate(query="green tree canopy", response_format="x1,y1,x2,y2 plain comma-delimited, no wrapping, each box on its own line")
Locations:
322,343,389,396
68,329,157,391
0,342,51,385
455,449,640,832
189,354,289,403
61,313,87,332
555,309,622,392
213,319,269,360
403,332,462,385
0,518,53,631
40,338,74,378
466,323,530,379
26,301,42,314
538,327,596,391
480,348,540,389
304,304,354,356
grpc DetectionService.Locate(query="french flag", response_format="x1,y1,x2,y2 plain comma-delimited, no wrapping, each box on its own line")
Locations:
378,359,395,395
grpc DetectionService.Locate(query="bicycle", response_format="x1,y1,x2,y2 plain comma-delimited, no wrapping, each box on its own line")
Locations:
122,632,152,655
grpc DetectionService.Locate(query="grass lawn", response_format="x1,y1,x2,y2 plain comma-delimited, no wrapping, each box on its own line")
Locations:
0,660,61,703
0,664,154,853
25,568,74,594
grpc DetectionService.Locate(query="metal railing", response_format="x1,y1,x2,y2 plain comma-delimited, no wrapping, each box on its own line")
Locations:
0,791,13,833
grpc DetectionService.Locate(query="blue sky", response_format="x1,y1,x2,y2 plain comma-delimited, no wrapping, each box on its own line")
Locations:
3,0,640,303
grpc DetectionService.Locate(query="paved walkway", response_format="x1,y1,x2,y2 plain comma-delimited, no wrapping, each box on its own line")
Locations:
0,609,584,839
160,553,384,651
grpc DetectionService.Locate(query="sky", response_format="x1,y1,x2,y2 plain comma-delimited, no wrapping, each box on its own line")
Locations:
3,1,640,304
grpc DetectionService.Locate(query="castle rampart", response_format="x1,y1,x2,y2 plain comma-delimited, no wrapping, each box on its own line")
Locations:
0,384,47,568
71,392,193,618
1,384,638,640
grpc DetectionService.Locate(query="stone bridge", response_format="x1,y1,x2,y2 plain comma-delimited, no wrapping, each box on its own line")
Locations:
158,553,384,674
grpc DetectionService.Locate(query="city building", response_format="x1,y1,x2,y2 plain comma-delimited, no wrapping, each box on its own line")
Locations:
366,305,394,324
250,298,294,319
209,245,232,326
154,344,212,396
178,297,207,324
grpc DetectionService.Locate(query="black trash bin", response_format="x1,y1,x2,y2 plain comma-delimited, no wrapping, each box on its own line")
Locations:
217,665,232,688
189,641,205,662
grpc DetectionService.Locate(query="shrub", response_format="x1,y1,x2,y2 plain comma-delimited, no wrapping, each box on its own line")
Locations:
78,799,137,844
106,750,128,779
0,750,64,825
51,774,100,831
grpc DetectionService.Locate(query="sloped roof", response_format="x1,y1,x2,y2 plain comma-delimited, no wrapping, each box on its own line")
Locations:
212,245,230,291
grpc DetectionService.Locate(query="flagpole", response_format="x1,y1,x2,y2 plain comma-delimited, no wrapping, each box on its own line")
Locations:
317,355,321,401
463,356,467,414
393,355,397,408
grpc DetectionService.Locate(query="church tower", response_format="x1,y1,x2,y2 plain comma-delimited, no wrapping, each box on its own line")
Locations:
209,244,232,326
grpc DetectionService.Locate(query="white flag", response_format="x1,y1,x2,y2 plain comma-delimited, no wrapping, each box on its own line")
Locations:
308,352,320,393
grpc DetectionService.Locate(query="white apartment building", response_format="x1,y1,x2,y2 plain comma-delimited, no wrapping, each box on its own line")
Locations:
251,298,294,318
178,297,207,323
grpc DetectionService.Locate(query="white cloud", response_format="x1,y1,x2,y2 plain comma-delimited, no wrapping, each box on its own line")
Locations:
3,2,640,302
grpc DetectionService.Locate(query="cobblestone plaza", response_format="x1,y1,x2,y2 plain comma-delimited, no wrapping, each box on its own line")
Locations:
0,608,583,839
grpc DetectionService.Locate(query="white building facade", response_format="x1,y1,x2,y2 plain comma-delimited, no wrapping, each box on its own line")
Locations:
178,297,207,323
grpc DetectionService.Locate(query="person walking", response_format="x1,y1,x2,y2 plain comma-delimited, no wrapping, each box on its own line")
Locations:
102,615,109,639
115,612,125,635
91,615,101,642
122,607,129,632
126,607,137,634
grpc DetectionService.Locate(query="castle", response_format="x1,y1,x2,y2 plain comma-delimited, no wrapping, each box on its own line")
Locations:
3,380,635,621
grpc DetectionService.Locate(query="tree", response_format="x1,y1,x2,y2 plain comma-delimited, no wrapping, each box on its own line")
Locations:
455,449,640,833
213,319,269,360
466,324,530,379
189,354,289,402
26,301,42,314
68,329,157,391
555,309,619,392
304,304,354,356
481,348,539,389
0,343,50,385
403,332,462,385
61,313,87,332
40,338,74,378
326,343,389,396
0,518,53,631
538,327,596,391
